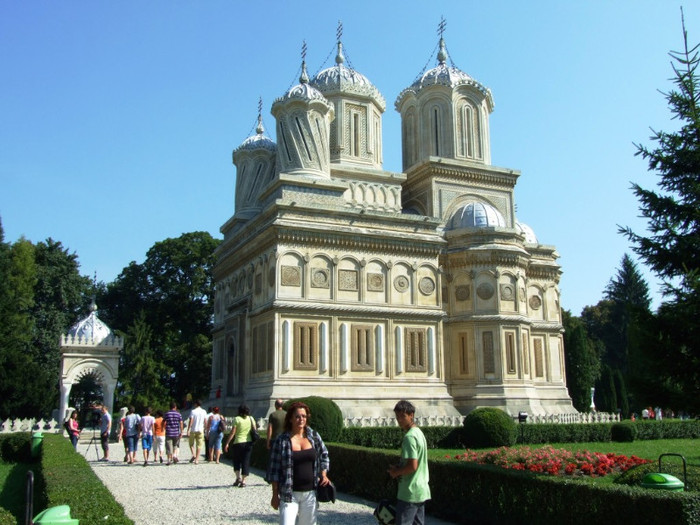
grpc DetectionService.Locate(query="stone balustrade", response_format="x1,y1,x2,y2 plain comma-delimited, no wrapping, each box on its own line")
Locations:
0,418,63,433
1,412,619,435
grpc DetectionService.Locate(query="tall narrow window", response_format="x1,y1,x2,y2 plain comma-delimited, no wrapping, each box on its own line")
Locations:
295,117,312,161
294,322,318,370
433,108,440,156
267,322,274,372
505,332,516,374
351,325,373,371
522,333,530,375
459,332,470,375
279,122,292,162
353,113,360,156
483,331,495,374
404,328,426,372
534,338,544,378
465,106,474,158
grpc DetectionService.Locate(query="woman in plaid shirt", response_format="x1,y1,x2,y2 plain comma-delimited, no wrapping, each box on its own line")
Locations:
267,401,331,525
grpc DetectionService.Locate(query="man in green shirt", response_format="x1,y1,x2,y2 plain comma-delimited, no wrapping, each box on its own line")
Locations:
388,400,431,524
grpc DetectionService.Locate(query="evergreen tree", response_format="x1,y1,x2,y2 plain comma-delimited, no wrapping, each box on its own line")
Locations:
31,239,93,414
620,16,700,410
0,237,45,418
563,310,601,412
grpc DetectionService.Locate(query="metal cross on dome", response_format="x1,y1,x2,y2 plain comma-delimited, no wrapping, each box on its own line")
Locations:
337,20,343,43
438,16,446,38
301,40,307,62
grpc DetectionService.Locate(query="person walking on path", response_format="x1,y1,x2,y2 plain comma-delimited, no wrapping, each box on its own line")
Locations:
99,404,111,461
163,401,184,465
388,400,431,525
187,399,208,464
121,406,141,465
140,407,155,466
224,404,257,487
267,401,331,525
206,406,225,463
152,410,166,464
267,398,286,450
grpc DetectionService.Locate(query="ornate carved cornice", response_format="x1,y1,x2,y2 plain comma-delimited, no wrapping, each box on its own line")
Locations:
405,158,520,192
273,300,446,320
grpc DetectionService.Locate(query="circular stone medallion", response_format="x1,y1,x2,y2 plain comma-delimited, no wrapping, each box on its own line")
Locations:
394,275,410,293
419,277,435,295
476,282,495,300
529,296,542,310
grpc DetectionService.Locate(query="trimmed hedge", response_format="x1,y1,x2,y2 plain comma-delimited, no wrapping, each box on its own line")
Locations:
325,443,700,524
38,434,133,524
0,433,33,463
463,408,517,448
285,396,344,443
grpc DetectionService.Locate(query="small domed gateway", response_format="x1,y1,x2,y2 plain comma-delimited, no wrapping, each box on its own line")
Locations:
213,21,574,419
59,301,122,422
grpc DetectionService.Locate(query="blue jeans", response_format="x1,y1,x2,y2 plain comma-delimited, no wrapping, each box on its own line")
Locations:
395,499,425,525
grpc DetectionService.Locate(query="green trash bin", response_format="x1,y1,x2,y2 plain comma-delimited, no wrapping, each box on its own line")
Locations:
33,504,79,524
641,472,685,492
31,432,43,459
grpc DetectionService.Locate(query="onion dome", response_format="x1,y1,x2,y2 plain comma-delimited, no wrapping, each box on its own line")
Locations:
65,300,115,344
311,41,385,110
447,201,506,230
396,36,494,112
273,60,330,108
233,111,276,161
516,221,538,244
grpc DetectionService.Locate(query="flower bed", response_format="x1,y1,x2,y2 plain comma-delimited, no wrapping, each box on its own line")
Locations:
447,445,650,477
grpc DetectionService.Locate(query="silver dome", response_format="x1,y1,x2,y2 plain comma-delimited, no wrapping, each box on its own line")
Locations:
447,201,506,230
516,221,538,244
396,37,494,111
234,115,276,156
66,301,115,344
273,60,330,107
311,42,386,110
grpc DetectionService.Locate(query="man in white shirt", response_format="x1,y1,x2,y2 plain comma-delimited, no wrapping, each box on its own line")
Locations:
187,399,208,464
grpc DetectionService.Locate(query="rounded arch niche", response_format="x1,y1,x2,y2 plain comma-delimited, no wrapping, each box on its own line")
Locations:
58,302,122,422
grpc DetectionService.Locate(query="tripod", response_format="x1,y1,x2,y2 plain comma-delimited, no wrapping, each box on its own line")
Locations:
84,426,100,460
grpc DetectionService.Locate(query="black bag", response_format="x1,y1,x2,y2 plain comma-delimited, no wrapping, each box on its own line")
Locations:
217,417,226,434
249,418,260,441
374,499,396,525
316,480,336,503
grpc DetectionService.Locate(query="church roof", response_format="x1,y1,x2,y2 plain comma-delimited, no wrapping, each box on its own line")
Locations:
65,301,115,344
396,37,494,111
233,112,276,156
273,60,330,107
516,220,538,244
447,201,506,230
311,41,386,110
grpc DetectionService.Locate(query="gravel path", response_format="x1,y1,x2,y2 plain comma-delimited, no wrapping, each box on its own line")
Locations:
78,439,454,524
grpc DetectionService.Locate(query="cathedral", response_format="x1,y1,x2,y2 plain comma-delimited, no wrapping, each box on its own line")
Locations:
211,27,576,419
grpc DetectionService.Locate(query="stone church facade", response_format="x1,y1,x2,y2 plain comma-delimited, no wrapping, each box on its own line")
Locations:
211,32,575,419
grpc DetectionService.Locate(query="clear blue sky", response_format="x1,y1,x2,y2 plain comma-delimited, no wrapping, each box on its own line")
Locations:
1,1,696,315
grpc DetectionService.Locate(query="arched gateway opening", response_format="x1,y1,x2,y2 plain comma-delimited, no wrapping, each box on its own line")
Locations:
59,301,122,423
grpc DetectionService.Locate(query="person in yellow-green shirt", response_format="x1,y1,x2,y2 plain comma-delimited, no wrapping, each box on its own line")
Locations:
388,400,431,525
224,404,257,487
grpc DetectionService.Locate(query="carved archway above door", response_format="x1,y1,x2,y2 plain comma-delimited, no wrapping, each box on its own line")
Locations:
59,301,122,423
